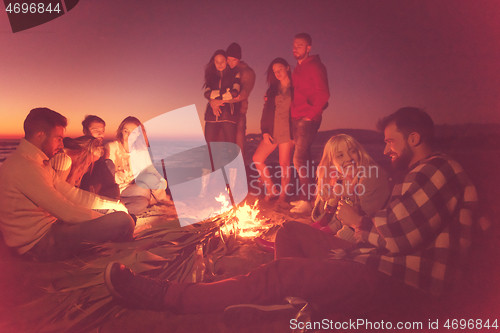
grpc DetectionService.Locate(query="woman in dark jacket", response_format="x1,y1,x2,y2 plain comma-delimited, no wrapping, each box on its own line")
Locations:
199,50,241,196
203,49,241,143
252,58,294,202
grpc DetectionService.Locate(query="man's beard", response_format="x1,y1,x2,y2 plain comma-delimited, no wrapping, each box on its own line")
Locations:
392,144,413,171
293,52,307,62
41,138,60,158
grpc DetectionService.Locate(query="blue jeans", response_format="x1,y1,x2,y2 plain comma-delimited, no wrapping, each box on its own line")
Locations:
292,118,321,200
25,211,135,261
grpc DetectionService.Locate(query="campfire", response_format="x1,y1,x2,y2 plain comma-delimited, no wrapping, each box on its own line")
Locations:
213,193,272,238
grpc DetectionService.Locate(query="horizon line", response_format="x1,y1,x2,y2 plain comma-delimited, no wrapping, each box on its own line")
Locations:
2,122,499,140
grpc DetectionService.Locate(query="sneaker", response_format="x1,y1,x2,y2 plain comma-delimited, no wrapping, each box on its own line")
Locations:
104,261,170,311
290,200,312,214
223,303,298,326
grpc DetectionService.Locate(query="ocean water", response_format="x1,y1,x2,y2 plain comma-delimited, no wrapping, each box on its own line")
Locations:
0,138,387,171
148,139,208,169
0,139,209,168
0,139,20,166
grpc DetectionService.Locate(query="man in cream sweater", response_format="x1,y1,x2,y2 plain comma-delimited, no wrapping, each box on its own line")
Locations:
0,108,135,261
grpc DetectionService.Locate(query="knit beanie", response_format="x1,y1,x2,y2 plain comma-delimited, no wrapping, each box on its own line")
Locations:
226,43,242,59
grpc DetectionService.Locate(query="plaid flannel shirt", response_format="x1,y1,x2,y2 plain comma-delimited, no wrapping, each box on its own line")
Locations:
344,153,477,295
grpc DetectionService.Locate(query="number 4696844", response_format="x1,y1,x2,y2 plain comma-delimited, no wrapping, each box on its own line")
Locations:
443,319,498,330
5,2,61,14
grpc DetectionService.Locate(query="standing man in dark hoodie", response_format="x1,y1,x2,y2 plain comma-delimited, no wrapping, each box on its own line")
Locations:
210,43,256,162
290,33,330,214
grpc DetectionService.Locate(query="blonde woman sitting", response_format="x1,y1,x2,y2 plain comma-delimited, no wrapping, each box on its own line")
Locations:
255,134,390,252
311,134,390,242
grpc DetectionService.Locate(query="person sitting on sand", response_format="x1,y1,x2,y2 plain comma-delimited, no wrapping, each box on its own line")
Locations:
0,108,135,261
105,116,170,215
79,115,120,199
311,134,391,240
255,133,391,252
50,115,120,199
50,135,104,187
103,107,477,319
82,114,105,141
252,58,295,203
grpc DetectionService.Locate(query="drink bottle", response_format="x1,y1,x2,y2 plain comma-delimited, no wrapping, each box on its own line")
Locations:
192,244,206,282
317,197,338,227
317,178,343,227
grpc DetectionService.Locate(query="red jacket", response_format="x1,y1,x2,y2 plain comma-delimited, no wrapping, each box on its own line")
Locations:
291,55,330,121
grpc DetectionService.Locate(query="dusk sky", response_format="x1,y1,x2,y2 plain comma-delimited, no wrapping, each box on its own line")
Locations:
1,0,499,139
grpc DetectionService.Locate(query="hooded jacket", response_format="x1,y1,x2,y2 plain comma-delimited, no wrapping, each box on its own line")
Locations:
291,55,330,121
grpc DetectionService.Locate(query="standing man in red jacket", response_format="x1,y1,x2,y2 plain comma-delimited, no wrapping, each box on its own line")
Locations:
290,33,330,214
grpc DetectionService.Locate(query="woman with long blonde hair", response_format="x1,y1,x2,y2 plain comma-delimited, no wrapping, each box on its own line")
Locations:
311,134,390,241
255,134,390,251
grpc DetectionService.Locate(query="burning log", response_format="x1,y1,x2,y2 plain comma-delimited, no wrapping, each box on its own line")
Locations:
213,193,273,238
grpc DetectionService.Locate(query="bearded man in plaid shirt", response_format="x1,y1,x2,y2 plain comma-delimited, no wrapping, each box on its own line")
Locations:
103,107,477,318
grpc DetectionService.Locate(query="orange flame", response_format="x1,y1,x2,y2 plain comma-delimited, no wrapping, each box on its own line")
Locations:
209,192,232,219
215,194,270,238
231,200,270,238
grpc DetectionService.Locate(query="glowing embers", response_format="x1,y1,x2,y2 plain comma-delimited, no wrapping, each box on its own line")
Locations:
215,193,271,238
